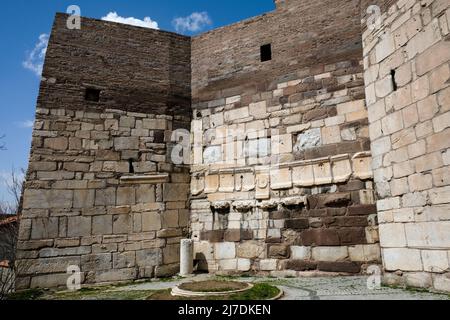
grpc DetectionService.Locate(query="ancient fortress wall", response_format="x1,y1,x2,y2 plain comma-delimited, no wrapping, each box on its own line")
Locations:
16,14,192,289
15,0,450,292
362,0,450,291
189,0,381,275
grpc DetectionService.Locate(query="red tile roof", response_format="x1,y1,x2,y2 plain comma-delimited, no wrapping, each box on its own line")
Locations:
0,216,17,227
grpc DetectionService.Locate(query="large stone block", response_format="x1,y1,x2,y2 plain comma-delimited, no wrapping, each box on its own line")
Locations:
312,246,349,262
26,256,81,275
383,248,423,272
31,218,59,240
163,184,189,202
379,223,407,248
136,249,162,267
163,244,180,264
73,190,95,209
67,216,92,237
290,246,311,260
317,261,361,273
421,250,449,273
116,187,136,206
301,229,340,246
237,241,265,259
113,214,131,234
44,137,68,151
23,190,73,209
294,128,322,152
270,168,292,190
94,188,116,206
260,259,278,271
292,165,315,187
214,242,236,260
271,134,293,154
348,244,381,262
405,221,450,248
114,137,139,150
92,215,113,235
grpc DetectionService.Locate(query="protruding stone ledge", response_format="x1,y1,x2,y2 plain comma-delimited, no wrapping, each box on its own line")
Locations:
120,174,170,185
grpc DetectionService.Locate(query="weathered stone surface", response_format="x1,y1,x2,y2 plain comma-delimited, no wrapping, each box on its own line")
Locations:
290,246,312,260
293,128,322,152
237,241,265,259
268,245,289,258
23,190,73,209
317,261,361,273
312,246,349,262
214,242,236,260
286,260,317,271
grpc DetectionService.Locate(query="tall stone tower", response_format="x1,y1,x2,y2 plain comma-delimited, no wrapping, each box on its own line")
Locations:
16,14,192,289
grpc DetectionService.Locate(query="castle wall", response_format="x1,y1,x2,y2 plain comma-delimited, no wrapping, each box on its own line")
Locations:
16,14,192,289
189,0,382,275
362,0,450,292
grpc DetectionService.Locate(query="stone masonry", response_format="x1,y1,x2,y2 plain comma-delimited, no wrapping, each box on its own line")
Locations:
362,0,450,292
190,0,380,276
16,14,191,289
16,0,450,292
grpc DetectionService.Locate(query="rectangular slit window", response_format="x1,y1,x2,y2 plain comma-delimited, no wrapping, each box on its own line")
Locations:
260,44,272,62
85,88,101,102
391,70,398,91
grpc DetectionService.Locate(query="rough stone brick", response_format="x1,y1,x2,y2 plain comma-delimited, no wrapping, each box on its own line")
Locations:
382,111,404,135
31,218,59,240
317,261,361,273
301,229,340,246
260,259,278,271
215,242,236,260
44,137,68,151
312,246,348,262
285,219,309,230
290,246,311,260
92,215,113,235
286,260,317,271
67,216,91,237
383,248,423,271
268,245,289,258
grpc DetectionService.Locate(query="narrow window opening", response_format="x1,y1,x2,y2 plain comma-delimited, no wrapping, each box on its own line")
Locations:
260,44,272,62
391,70,398,91
85,88,101,102
154,130,165,144
128,159,135,174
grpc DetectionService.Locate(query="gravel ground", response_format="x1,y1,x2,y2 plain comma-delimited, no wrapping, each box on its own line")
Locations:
115,274,450,300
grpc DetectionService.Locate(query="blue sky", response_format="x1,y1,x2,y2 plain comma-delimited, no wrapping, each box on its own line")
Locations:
0,0,275,205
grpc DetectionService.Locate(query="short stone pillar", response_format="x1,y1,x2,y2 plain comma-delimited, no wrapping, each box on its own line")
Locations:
180,239,194,276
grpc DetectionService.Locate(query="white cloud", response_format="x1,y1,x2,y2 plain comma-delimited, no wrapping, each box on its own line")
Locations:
16,120,34,129
173,12,212,33
101,12,159,29
23,33,49,77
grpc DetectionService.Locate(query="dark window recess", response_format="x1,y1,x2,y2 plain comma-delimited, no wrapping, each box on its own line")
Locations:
85,88,101,102
154,130,165,144
260,44,272,62
128,159,135,174
391,70,398,91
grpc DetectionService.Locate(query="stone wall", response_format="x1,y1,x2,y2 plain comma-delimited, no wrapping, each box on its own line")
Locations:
189,0,381,275
362,0,450,292
16,14,191,289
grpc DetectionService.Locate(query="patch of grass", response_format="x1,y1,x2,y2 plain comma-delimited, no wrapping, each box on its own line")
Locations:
51,289,154,301
148,283,281,301
230,283,281,300
179,280,248,293
7,288,46,300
